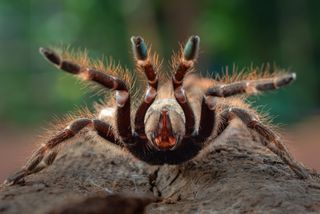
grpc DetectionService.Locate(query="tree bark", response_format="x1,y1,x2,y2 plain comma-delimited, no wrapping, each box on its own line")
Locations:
0,121,320,214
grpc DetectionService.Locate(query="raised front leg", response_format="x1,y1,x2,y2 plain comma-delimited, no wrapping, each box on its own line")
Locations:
172,36,200,136
131,36,158,138
4,119,117,186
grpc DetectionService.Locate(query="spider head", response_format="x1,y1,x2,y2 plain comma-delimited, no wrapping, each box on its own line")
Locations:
144,99,185,151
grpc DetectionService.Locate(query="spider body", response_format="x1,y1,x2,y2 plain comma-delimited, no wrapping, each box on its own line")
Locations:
5,35,309,185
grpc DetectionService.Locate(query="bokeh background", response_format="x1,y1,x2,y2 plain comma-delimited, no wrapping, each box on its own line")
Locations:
0,0,319,181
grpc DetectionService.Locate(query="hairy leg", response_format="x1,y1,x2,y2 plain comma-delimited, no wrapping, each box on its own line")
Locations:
4,119,117,185
39,48,132,141
206,73,296,97
194,97,216,142
131,36,158,138
172,36,200,136
216,107,309,179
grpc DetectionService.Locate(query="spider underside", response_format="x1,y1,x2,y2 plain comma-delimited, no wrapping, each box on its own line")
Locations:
5,35,310,185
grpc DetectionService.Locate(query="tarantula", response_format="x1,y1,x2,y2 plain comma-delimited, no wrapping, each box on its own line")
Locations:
5,35,309,185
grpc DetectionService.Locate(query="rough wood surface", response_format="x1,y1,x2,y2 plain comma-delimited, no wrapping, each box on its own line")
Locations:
1,121,320,214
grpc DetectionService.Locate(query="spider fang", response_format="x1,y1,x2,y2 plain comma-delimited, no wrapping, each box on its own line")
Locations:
153,108,177,151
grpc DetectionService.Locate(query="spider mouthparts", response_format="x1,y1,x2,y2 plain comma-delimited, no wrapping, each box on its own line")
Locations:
154,136,177,151
152,109,178,151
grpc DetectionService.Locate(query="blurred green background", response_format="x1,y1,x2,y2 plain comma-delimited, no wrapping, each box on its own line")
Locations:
0,0,319,130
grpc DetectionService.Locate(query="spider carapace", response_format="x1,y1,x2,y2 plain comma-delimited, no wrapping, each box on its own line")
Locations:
5,35,309,185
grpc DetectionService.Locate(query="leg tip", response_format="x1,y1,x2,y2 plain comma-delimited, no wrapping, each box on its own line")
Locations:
39,47,61,65
296,169,311,180
3,169,27,186
131,36,148,61
190,35,200,44
130,36,143,45
3,178,14,186
276,73,297,88
39,47,52,56
38,47,46,54
184,35,200,61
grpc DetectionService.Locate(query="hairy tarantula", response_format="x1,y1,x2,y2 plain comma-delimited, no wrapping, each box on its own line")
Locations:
5,35,309,185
